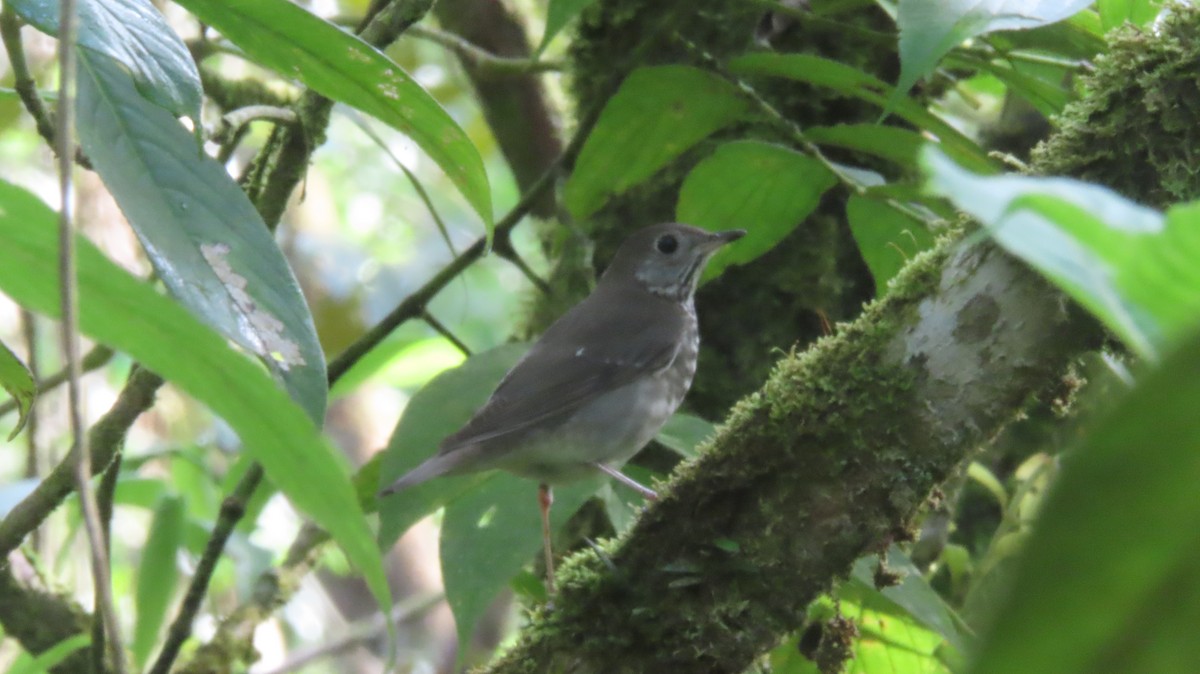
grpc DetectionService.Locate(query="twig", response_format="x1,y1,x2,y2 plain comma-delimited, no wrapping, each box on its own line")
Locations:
209,104,298,144
326,107,598,383
148,464,265,674
19,311,41,552
407,25,563,74
0,367,164,560
91,453,123,673
492,236,552,296
676,35,937,225
0,7,56,150
421,310,472,356
54,0,128,670
256,591,444,674
0,344,114,420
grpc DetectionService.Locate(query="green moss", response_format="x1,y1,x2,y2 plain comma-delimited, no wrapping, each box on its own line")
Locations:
1032,3,1200,207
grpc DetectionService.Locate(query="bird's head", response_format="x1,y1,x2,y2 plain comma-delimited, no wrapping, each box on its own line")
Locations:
601,223,746,301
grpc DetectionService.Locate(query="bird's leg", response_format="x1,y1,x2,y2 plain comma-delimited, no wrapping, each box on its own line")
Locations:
592,462,658,500
538,483,556,596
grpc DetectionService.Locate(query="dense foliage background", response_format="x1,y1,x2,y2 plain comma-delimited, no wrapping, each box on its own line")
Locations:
0,0,1197,672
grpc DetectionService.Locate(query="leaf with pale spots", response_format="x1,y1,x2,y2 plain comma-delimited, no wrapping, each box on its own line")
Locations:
77,51,326,421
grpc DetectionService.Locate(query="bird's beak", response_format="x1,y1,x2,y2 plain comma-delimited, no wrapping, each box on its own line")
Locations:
699,229,746,253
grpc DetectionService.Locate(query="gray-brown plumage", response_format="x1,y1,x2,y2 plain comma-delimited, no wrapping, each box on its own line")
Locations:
380,223,743,495
379,223,743,593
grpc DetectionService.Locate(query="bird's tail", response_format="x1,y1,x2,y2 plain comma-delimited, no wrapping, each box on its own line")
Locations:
378,448,478,497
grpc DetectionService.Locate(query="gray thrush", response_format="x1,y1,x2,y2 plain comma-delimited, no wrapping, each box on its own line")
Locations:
379,223,745,592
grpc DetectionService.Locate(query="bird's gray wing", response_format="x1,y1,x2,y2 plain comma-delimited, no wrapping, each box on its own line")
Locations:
438,287,683,454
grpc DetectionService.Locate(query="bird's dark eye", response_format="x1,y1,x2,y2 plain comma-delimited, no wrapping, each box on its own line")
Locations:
656,234,678,254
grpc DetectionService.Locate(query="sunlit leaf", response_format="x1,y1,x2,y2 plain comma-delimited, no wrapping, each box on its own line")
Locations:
923,147,1200,360
849,547,969,654
172,0,493,232
676,141,837,281
846,195,936,296
893,0,1093,102
566,66,749,220
76,50,327,422
0,179,391,618
730,53,994,172
1097,0,1163,31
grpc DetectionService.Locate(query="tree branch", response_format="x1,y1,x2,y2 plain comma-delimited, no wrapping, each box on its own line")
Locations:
148,465,265,674
0,367,164,561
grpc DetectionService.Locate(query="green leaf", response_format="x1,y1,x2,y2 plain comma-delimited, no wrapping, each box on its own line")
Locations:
1097,0,1163,31
846,195,935,297
171,0,493,232
441,473,604,662
849,547,968,654
970,330,1200,674
133,495,184,667
922,147,1200,360
566,66,750,220
730,53,994,172
8,0,201,119
0,340,35,441
840,578,955,674
806,124,927,167
0,179,391,619
76,51,327,423
676,140,837,281
894,0,1093,100
331,337,466,400
377,343,530,549
6,634,90,674
655,412,715,459
538,0,599,54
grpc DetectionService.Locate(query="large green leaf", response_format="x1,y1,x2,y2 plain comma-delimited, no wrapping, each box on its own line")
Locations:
806,124,927,168
676,140,837,281
171,0,493,231
8,0,200,119
441,472,604,661
377,343,530,549
133,495,184,667
565,66,750,220
729,53,993,172
894,0,1093,101
846,195,936,297
0,340,35,441
923,147,1200,360
0,179,391,617
76,51,327,422
970,330,1200,674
